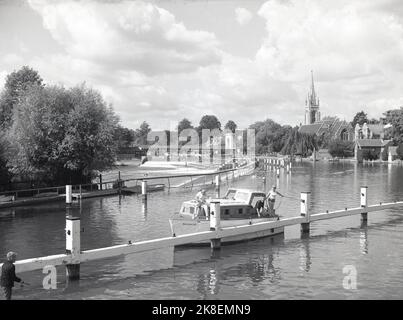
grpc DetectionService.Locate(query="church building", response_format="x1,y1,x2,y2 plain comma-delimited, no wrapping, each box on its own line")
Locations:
299,71,354,142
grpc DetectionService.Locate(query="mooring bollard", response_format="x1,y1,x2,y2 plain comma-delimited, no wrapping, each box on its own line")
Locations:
360,186,368,222
66,215,81,280
210,201,221,250
215,174,220,198
66,185,72,205
142,180,147,201
300,192,311,233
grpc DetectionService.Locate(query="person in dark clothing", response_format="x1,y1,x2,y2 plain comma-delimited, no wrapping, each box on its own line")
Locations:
1,252,22,300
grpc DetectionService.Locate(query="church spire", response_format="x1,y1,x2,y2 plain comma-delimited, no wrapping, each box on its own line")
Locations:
310,70,316,102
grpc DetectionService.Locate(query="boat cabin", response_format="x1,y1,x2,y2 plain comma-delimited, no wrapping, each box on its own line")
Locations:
178,188,271,220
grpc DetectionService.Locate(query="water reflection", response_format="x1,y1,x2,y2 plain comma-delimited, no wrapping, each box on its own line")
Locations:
360,226,368,255
299,239,311,273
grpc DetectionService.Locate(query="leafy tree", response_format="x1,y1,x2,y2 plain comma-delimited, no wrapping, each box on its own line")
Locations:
281,128,318,157
134,121,151,146
0,66,43,129
328,140,355,158
7,83,118,185
177,118,193,134
351,110,369,128
0,133,11,191
114,125,135,150
249,119,291,154
224,120,237,133
198,115,221,131
383,107,403,144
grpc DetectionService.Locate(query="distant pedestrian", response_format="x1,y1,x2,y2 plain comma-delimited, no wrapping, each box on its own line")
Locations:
1,252,22,300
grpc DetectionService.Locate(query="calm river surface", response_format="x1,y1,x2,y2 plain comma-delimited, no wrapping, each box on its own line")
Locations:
1,161,403,299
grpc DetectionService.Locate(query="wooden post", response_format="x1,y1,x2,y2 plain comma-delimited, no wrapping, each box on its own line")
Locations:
142,180,147,201
360,186,368,222
210,201,221,249
66,185,72,205
300,192,311,233
99,174,103,191
286,164,290,174
215,174,220,198
66,216,81,280
289,161,292,170
276,168,280,178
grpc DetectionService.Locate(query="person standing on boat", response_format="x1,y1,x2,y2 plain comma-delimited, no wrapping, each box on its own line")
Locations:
1,252,23,300
195,189,209,219
264,186,284,216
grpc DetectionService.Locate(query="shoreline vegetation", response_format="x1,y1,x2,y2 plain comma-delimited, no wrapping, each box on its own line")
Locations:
2,66,403,194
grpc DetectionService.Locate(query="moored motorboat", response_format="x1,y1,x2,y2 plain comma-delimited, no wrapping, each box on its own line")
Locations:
169,188,284,246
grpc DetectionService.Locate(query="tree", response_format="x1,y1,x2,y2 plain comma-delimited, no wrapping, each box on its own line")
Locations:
177,118,193,134
134,121,151,146
114,125,135,150
198,115,221,131
351,110,369,128
0,133,11,191
281,128,318,157
328,140,355,158
0,66,43,129
224,120,237,133
7,83,119,185
249,119,291,154
383,107,403,144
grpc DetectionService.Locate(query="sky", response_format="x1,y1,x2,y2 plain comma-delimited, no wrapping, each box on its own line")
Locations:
1,0,403,130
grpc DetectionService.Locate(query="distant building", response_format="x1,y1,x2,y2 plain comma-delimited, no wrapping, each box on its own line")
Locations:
299,71,354,141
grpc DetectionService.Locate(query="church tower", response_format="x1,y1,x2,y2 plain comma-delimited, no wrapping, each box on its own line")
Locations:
304,71,321,125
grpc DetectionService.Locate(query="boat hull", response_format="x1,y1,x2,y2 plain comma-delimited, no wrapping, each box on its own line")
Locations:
170,218,284,246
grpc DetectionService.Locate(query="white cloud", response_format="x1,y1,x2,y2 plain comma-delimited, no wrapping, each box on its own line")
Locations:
235,7,253,26
28,0,222,76
5,0,403,130
255,0,403,120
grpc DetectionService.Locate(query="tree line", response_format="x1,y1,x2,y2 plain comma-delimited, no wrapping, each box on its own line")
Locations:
2,66,403,190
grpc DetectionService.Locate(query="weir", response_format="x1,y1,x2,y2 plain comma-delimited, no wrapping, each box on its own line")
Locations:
2,185,403,280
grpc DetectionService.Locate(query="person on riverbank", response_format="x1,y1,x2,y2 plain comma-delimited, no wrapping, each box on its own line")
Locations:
264,186,284,216
195,189,209,219
1,252,23,300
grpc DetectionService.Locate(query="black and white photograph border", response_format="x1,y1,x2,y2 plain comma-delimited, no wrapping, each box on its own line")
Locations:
0,0,403,306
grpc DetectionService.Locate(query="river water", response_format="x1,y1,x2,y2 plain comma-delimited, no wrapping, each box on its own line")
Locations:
1,161,403,299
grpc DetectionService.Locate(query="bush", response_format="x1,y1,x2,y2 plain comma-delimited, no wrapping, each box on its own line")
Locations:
328,140,354,158
362,148,379,160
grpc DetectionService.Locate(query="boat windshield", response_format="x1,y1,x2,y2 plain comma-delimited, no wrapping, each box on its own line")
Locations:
225,189,237,199
234,191,250,202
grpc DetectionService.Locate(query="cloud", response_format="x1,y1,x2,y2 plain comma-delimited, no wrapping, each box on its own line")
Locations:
255,0,403,120
5,0,403,130
235,7,253,26
28,0,222,76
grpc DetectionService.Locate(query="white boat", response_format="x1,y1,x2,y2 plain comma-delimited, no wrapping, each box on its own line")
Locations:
169,188,284,246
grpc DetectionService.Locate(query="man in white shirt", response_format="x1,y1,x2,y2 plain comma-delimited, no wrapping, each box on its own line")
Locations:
195,189,209,219
264,185,284,216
